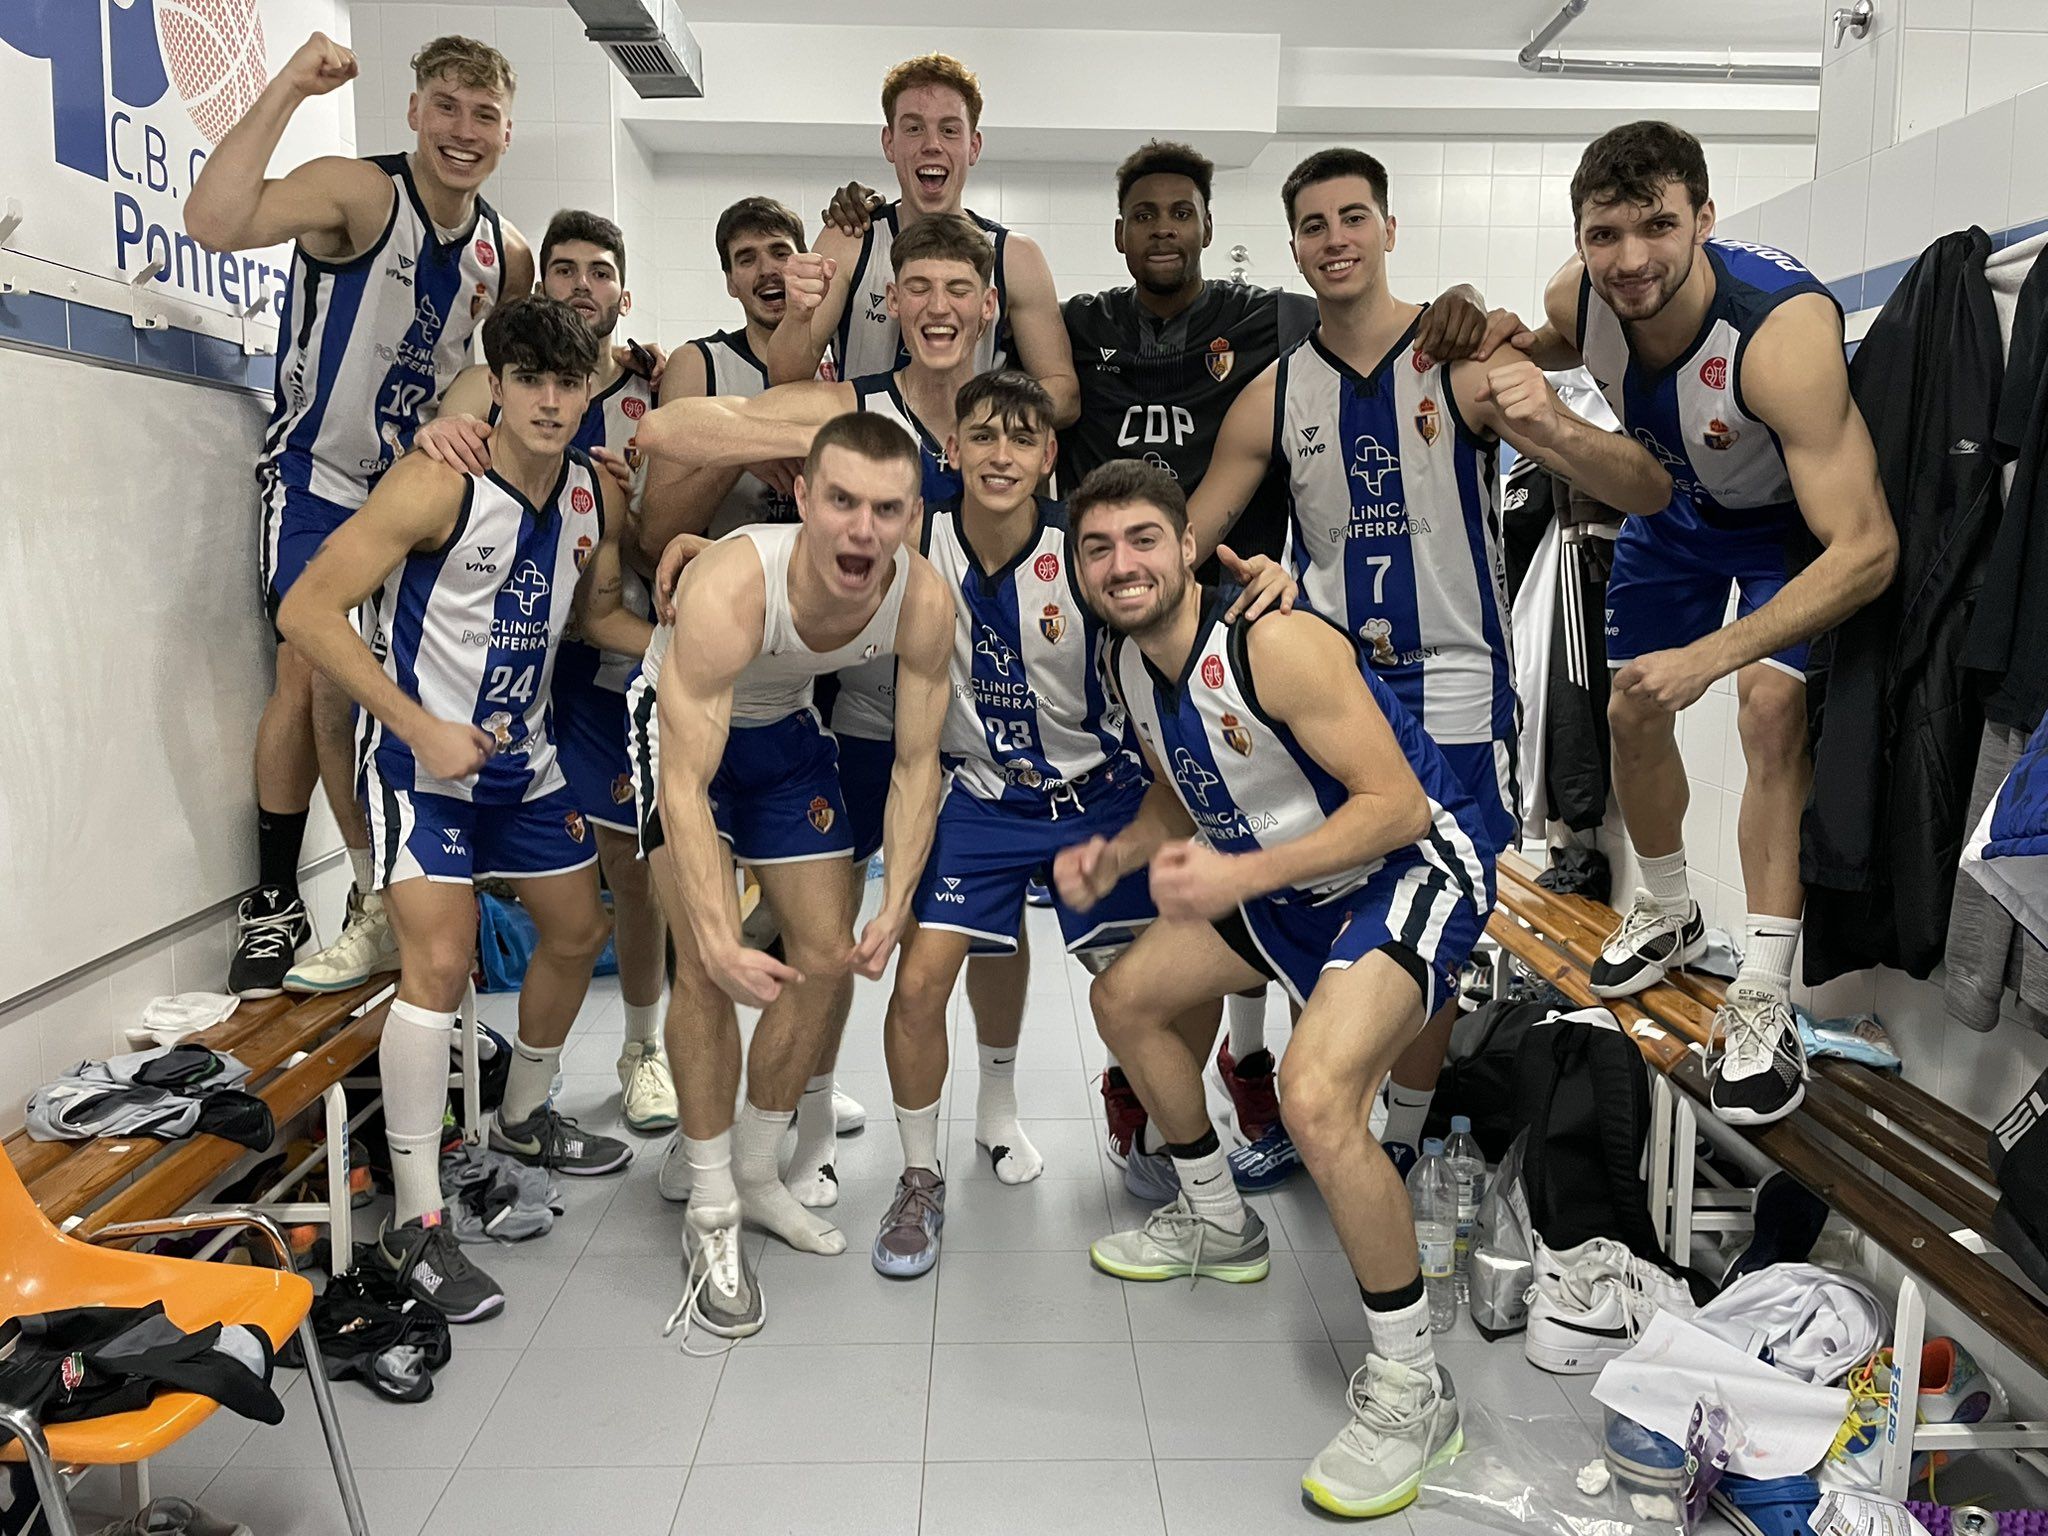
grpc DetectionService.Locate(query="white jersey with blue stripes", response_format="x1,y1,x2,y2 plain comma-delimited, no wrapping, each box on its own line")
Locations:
927,501,1132,813
366,451,604,804
261,153,505,513
836,202,1014,381
568,371,654,694
1112,592,1492,913
1578,238,1838,545
1277,320,1513,747
692,329,804,538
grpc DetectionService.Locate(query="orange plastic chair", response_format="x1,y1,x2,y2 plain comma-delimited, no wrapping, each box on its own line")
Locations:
0,1147,367,1535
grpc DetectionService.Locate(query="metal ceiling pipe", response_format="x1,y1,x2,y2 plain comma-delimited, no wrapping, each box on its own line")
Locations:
1517,0,1821,85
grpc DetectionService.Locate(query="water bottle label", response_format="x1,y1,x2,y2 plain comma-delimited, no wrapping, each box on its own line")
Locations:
1456,1195,1477,1233
1418,1236,1454,1279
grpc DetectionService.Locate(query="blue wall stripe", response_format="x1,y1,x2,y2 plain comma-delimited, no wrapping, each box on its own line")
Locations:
0,290,277,393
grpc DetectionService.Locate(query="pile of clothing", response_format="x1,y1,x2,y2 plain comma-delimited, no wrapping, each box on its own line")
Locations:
24,1044,271,1151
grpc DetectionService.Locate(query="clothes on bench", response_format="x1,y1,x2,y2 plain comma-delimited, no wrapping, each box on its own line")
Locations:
25,1045,272,1151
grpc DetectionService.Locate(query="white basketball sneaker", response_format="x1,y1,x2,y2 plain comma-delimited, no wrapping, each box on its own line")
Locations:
285,885,396,993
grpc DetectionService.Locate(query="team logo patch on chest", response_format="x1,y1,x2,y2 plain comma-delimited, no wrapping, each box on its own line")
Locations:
1703,418,1740,451
622,396,647,420
1699,355,1729,390
573,534,594,571
1219,712,1252,757
1415,397,1440,445
1034,552,1060,583
1039,603,1066,644
1200,654,1225,688
807,796,837,835
1206,337,1234,382
1359,617,1398,666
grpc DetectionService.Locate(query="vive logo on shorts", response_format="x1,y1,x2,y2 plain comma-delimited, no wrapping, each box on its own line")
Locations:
440,826,466,857
934,876,967,905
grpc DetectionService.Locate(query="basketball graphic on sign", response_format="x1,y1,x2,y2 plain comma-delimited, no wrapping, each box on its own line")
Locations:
155,0,270,146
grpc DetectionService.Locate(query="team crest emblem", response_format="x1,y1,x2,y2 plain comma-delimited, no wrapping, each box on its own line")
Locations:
1359,617,1398,667
483,711,514,751
571,486,595,515
564,810,588,843
611,773,634,804
1703,418,1740,451
475,238,497,269
1200,654,1225,689
1034,552,1060,583
573,534,594,571
470,281,490,320
622,396,647,420
1700,355,1729,390
1415,397,1440,445
59,1353,85,1392
807,796,836,835
1220,712,1253,757
1039,603,1066,644
1206,337,1234,382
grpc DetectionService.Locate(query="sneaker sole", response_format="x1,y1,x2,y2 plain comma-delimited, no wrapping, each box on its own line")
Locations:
283,972,378,993
872,1237,941,1279
489,1139,634,1176
624,1104,680,1133
1089,1247,1270,1284
1523,1332,1627,1375
1589,931,1709,1000
233,984,287,1000
374,1246,505,1324
691,1299,767,1339
1301,1425,1464,1518
1711,1083,1806,1127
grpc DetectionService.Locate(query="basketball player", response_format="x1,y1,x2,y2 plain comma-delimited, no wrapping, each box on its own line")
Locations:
1057,458,1492,1519
278,297,633,1322
1514,122,1894,1125
764,53,1078,424
614,414,953,1343
411,210,677,1135
187,31,532,998
1187,148,1673,1185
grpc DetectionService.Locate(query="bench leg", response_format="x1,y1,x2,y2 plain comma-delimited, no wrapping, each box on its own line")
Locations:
460,983,482,1145
1671,1094,1698,1261
0,1404,80,1536
1881,1274,1927,1503
323,1079,354,1268
297,1313,372,1536
1649,1072,1675,1256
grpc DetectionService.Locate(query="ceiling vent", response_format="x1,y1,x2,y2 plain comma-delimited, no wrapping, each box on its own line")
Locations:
564,0,705,98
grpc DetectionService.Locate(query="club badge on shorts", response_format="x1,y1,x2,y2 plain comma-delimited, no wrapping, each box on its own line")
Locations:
808,795,836,835
611,773,634,805
1206,336,1234,382
565,810,588,843
1219,712,1253,757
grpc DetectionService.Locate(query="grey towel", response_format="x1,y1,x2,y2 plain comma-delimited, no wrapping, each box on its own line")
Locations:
1946,721,2048,1034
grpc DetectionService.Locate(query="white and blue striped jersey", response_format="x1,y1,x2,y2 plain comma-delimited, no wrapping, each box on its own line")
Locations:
261,154,506,512
693,329,803,537
836,202,1014,380
928,500,1134,813
1578,238,1837,551
366,450,604,804
1113,591,1492,911
1277,321,1513,747
569,371,654,694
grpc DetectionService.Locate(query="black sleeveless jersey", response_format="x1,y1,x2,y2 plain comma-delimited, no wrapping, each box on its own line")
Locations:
1062,280,1317,565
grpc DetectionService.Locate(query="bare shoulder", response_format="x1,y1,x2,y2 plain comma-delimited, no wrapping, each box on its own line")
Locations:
674,537,767,665
1740,292,1850,424
1543,256,1586,340
661,341,710,404
1244,609,1354,708
899,552,957,660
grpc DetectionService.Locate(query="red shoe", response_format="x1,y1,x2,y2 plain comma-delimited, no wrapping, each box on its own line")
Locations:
1217,1042,1281,1142
1100,1067,1146,1167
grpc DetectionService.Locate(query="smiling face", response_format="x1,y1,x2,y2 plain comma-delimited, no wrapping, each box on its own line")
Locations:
1074,500,1197,638
795,444,922,599
1577,177,1714,323
1117,172,1211,296
890,256,995,371
1288,174,1394,303
489,364,594,459
724,228,800,330
408,71,511,193
883,83,981,215
541,239,627,339
951,400,1053,518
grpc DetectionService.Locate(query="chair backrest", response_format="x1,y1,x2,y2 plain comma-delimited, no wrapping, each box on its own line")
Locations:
0,1144,71,1299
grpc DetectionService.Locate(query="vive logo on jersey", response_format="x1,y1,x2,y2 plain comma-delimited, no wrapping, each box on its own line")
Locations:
1173,747,1220,807
865,290,887,324
976,624,1018,678
465,545,499,575
1350,436,1399,495
1297,424,1326,460
506,561,552,617
934,876,967,905
1100,347,1117,362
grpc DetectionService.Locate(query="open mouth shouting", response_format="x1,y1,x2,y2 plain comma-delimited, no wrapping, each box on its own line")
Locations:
836,552,877,586
913,164,951,199
754,279,786,310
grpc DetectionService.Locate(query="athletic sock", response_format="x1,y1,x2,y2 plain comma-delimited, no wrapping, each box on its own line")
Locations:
1362,1275,1437,1382
500,1039,562,1126
787,1074,840,1208
1227,991,1267,1059
975,1041,1043,1185
1382,1080,1435,1153
346,844,373,896
733,1101,845,1254
256,808,308,900
382,999,456,1225
1167,1128,1246,1231
623,999,664,1050
895,1100,942,1174
1737,916,1800,998
685,1132,739,1225
1639,846,1692,916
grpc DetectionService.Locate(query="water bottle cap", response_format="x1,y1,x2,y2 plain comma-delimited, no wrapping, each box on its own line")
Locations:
1421,1137,1446,1155
1450,1115,1472,1133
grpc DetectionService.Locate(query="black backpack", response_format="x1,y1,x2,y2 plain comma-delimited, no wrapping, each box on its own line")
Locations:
1420,997,1554,1159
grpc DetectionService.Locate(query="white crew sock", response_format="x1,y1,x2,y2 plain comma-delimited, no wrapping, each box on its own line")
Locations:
733,1100,845,1254
975,1041,1043,1185
347,845,373,895
787,1074,840,1208
1365,1288,1437,1379
500,1038,562,1126
623,999,663,1050
1382,1081,1435,1153
1737,916,1801,998
1169,1135,1247,1231
382,999,455,1225
684,1131,739,1224
1639,846,1693,915
895,1099,942,1174
1227,991,1268,1060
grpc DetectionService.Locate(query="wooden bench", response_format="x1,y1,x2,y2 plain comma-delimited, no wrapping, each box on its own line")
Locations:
1487,850,2048,1500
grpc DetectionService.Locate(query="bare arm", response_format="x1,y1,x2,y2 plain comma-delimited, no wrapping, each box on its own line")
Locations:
1452,348,1671,515
999,234,1081,427
499,224,535,304
572,475,655,657
185,33,388,259
411,364,497,474
1189,365,1279,563
765,234,860,385
633,379,852,472
1513,258,1588,371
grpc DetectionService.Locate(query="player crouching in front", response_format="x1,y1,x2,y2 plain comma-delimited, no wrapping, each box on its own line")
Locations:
1056,459,1493,1518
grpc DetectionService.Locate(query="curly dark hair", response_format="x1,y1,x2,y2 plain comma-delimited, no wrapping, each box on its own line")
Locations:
482,295,600,379
1570,121,1711,223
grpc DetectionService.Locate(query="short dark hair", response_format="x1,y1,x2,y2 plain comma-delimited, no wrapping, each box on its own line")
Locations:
1570,121,1711,223
1069,458,1188,535
890,212,995,283
539,209,625,283
954,369,1053,437
804,411,923,491
1281,147,1391,229
714,196,807,273
482,295,600,379
1116,139,1215,210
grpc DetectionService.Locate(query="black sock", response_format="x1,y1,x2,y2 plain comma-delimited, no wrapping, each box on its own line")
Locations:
1361,1273,1426,1312
257,807,309,898
1164,1127,1222,1160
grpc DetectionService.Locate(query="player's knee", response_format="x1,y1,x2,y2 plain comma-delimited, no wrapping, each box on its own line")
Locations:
1275,1049,1361,1160
538,902,613,966
1606,686,1665,747
399,937,476,1005
1088,963,1154,1049
271,642,315,704
889,958,954,1034
779,927,846,980
1738,681,1806,772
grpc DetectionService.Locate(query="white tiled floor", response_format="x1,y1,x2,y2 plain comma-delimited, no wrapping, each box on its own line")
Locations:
60,905,2037,1534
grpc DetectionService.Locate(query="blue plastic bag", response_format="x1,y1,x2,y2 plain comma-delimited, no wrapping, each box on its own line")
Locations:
476,891,617,993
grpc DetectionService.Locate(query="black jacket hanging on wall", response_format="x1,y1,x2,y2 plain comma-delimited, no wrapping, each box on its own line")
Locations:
1801,227,2005,983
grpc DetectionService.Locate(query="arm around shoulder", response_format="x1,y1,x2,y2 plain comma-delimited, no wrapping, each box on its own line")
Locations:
1001,234,1081,427
1189,364,1279,562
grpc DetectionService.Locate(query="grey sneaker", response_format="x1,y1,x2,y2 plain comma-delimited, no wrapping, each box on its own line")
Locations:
665,1205,764,1352
871,1167,945,1278
374,1209,506,1323
658,1133,693,1201
1302,1356,1463,1518
89,1495,252,1536
1123,1147,1180,1204
1089,1194,1271,1284
490,1104,632,1176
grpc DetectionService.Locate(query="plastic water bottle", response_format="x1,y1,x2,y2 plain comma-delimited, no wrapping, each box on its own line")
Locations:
1408,1137,1459,1332
1445,1116,1489,1304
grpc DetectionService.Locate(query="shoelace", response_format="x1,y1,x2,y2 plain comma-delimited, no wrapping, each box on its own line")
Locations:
1608,892,1676,954
236,904,302,959
625,1051,670,1105
1339,1363,1426,1458
1140,1198,1217,1290
1828,1352,1893,1463
1717,992,1800,1079
329,901,386,953
520,1109,591,1168
882,1177,943,1240
663,1224,743,1358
